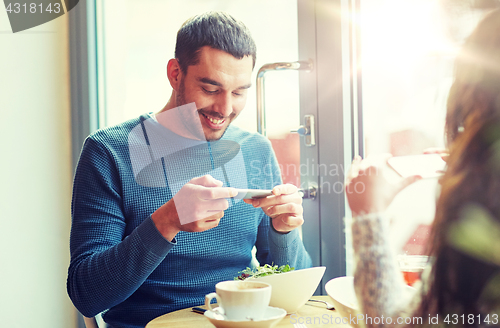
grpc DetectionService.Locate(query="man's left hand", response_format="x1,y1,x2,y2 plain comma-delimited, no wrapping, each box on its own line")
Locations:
243,184,303,233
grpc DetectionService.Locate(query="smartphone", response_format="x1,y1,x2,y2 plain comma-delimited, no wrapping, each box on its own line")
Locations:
388,154,446,179
233,189,273,199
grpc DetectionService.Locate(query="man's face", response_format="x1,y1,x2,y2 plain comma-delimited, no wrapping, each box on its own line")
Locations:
175,46,253,141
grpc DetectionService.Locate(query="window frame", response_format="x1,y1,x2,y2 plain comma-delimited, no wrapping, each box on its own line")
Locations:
69,0,100,170
307,0,355,287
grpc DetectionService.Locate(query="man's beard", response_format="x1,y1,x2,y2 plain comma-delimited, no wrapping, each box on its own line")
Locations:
176,78,229,141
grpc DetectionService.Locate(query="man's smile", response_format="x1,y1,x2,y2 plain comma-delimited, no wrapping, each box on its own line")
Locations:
200,111,227,129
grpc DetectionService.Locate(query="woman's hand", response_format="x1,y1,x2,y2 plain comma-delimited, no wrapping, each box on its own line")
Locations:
423,147,449,162
345,155,422,216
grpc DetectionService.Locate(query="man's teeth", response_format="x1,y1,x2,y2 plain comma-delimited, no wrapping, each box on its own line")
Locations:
207,116,224,124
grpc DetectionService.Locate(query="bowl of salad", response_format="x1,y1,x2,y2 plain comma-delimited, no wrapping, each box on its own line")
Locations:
235,265,326,313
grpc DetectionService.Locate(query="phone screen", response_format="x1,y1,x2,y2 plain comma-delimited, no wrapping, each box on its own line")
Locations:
233,189,273,199
388,154,446,178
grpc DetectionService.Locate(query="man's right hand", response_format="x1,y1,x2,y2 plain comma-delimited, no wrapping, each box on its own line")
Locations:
151,175,237,241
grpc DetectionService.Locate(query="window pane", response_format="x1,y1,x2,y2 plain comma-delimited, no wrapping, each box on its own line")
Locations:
360,0,489,254
97,0,300,185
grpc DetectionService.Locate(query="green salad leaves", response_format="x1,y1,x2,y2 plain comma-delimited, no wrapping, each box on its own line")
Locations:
235,264,295,280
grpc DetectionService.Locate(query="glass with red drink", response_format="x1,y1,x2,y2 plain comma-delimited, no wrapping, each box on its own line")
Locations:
397,255,429,286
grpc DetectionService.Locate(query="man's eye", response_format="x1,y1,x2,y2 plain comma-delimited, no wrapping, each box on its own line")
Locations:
233,90,246,97
202,88,218,94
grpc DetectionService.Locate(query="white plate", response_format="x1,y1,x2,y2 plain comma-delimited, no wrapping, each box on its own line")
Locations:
325,276,415,328
204,306,286,328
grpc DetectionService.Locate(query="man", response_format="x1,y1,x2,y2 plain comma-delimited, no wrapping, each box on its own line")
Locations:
68,12,311,328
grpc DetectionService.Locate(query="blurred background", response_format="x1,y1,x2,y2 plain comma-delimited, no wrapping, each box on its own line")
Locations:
1,0,496,327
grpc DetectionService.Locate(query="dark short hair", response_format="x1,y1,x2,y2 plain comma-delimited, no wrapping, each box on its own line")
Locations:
174,11,257,73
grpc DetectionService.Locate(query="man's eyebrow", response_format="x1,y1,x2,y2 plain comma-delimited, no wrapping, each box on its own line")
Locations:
198,77,222,87
237,83,252,90
198,77,252,90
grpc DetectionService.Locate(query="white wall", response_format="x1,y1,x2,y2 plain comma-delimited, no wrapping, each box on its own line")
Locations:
0,9,76,328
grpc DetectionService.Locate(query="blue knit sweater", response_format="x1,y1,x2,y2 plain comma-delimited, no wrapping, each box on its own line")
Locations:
68,113,312,328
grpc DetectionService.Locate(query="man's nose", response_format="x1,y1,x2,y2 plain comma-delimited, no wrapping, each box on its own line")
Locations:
214,92,233,117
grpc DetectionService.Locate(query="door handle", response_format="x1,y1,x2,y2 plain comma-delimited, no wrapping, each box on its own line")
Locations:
256,60,313,136
298,185,317,200
290,115,315,147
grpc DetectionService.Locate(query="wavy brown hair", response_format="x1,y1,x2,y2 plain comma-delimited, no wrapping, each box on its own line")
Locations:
445,9,500,145
418,119,500,322
415,8,500,325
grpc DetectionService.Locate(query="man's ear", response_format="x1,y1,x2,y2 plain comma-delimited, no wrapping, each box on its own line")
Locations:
167,58,182,91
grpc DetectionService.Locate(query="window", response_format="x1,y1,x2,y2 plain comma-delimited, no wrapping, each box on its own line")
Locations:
95,0,300,134
96,0,303,186
70,0,493,305
358,0,490,256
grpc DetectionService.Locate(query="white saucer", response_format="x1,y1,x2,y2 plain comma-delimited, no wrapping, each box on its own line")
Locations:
204,306,287,328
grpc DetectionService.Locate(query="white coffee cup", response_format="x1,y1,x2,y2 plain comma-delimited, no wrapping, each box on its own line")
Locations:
205,280,272,321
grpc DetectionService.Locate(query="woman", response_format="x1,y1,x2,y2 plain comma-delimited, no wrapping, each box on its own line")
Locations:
346,8,500,327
